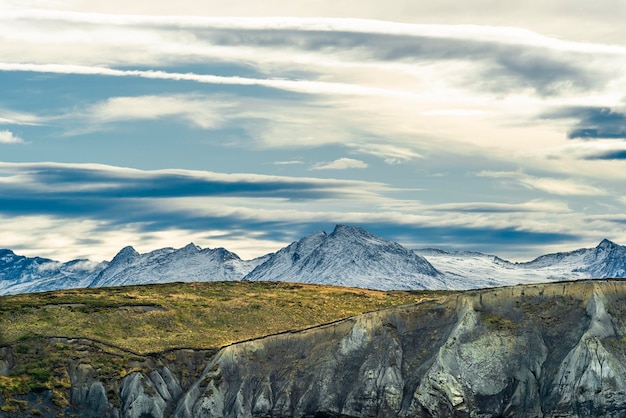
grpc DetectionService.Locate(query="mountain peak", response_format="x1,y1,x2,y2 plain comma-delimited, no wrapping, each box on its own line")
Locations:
597,239,618,249
214,247,241,261
0,249,16,257
110,246,139,263
179,242,201,252
330,224,371,237
245,224,441,290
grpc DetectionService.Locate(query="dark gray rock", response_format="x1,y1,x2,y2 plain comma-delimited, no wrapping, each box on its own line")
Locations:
0,346,14,376
68,362,120,418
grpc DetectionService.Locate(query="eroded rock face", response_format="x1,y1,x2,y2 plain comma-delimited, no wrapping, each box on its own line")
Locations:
0,346,14,376
6,280,626,417
68,362,119,418
173,280,626,418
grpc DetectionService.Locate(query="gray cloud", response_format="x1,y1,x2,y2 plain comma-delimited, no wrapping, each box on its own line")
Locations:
0,163,377,205
0,163,382,252
361,223,578,259
190,29,604,95
1,12,620,101
583,150,626,160
545,106,626,140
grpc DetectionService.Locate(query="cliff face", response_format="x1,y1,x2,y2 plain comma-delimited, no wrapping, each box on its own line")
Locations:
4,280,626,417
177,280,626,418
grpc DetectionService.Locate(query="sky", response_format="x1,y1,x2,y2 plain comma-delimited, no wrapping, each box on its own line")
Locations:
1,0,626,262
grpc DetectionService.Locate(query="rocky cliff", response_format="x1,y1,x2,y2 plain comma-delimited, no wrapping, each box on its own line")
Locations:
3,280,626,417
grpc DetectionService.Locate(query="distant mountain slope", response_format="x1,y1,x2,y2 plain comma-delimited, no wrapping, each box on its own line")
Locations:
88,243,268,288
0,249,106,295
522,238,626,278
243,225,449,290
416,239,626,286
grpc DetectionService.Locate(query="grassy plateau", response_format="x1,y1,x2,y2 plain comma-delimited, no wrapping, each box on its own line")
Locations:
0,281,442,353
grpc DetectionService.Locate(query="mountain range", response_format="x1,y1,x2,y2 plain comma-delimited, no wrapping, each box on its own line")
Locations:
1,225,625,295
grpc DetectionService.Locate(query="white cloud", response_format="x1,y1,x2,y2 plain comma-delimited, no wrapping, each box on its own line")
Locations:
29,2,621,45
312,158,368,170
0,215,136,261
0,109,45,125
272,160,304,165
349,142,423,164
0,63,407,98
156,196,602,260
240,105,355,148
541,141,626,161
0,10,625,172
0,213,285,261
83,95,230,129
477,170,607,196
3,10,626,54
0,130,24,143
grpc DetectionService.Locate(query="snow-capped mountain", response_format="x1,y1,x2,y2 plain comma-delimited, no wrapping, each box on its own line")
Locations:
0,243,267,295
521,238,626,278
2,227,626,295
0,249,106,295
88,243,268,288
243,225,448,290
416,238,626,287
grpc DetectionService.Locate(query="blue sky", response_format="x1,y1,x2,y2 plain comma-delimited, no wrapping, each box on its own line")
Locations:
1,0,626,262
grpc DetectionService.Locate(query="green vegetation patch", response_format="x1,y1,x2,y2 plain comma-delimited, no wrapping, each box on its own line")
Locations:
0,335,71,407
0,281,443,354
481,312,519,331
